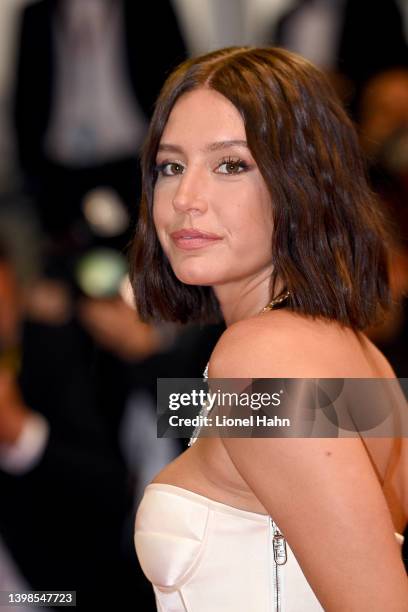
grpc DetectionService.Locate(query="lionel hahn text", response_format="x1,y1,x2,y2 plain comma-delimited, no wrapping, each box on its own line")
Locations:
168,415,291,427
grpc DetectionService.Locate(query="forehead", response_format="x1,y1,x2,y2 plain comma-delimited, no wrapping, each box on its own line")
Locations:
160,88,246,145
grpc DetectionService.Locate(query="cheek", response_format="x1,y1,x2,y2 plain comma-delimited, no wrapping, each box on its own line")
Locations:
227,190,273,260
152,195,167,237
152,200,159,231
229,189,273,240
251,186,274,239
152,194,181,268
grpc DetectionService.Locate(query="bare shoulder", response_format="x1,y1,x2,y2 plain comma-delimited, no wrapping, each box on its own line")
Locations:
208,310,387,378
356,332,397,378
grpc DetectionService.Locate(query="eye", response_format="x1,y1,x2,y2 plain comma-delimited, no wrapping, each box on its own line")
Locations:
156,161,185,177
216,157,249,175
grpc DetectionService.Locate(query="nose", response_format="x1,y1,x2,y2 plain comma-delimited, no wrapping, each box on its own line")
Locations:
172,168,208,215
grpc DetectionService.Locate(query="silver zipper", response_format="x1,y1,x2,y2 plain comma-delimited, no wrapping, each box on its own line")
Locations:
271,518,287,611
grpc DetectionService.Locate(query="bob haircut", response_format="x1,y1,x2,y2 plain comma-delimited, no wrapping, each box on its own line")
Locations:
129,46,391,330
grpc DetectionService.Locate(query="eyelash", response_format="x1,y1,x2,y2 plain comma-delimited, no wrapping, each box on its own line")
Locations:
155,156,249,177
217,157,249,175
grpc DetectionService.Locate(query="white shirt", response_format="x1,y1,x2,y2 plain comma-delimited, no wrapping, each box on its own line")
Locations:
44,0,147,167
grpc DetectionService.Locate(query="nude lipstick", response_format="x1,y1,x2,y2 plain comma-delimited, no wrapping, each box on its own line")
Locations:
170,229,222,250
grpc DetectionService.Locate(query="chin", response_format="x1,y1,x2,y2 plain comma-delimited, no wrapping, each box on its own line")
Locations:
176,273,215,286
173,264,217,286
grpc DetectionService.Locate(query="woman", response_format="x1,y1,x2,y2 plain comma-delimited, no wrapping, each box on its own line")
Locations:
131,47,408,610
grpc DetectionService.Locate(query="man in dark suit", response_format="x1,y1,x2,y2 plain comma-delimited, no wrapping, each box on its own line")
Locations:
12,0,187,258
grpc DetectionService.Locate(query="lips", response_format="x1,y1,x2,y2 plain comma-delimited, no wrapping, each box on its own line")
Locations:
170,228,222,250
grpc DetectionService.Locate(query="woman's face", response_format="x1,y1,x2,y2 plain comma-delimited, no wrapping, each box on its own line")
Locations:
153,88,274,288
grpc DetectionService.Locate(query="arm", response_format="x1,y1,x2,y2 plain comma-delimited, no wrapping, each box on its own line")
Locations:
210,319,408,611
0,369,50,475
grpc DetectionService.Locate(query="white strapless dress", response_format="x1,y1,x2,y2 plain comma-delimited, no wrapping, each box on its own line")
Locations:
134,483,405,611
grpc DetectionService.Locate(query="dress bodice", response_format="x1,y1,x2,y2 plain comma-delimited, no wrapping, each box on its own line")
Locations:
135,483,324,611
135,483,404,611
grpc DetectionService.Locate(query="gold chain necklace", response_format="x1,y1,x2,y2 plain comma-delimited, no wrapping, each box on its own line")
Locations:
190,288,292,447
261,290,291,313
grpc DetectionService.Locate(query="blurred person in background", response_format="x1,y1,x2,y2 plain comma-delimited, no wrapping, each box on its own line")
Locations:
0,242,160,610
358,68,408,373
12,0,187,283
271,0,408,112
357,67,408,571
358,68,408,165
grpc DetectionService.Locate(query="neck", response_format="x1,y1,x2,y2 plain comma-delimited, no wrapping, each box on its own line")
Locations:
213,272,285,326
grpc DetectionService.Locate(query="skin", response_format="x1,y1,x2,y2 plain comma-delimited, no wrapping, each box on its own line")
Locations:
151,88,408,610
153,87,284,325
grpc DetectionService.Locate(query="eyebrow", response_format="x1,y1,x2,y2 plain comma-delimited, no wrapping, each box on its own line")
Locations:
157,140,249,154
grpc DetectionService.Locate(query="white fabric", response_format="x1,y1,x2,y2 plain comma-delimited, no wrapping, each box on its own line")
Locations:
135,483,324,611
0,412,49,474
135,483,405,611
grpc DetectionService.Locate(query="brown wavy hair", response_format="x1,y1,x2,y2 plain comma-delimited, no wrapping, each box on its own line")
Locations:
129,46,391,329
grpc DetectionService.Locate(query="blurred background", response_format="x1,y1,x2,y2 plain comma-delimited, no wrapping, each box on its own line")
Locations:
0,1,407,610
